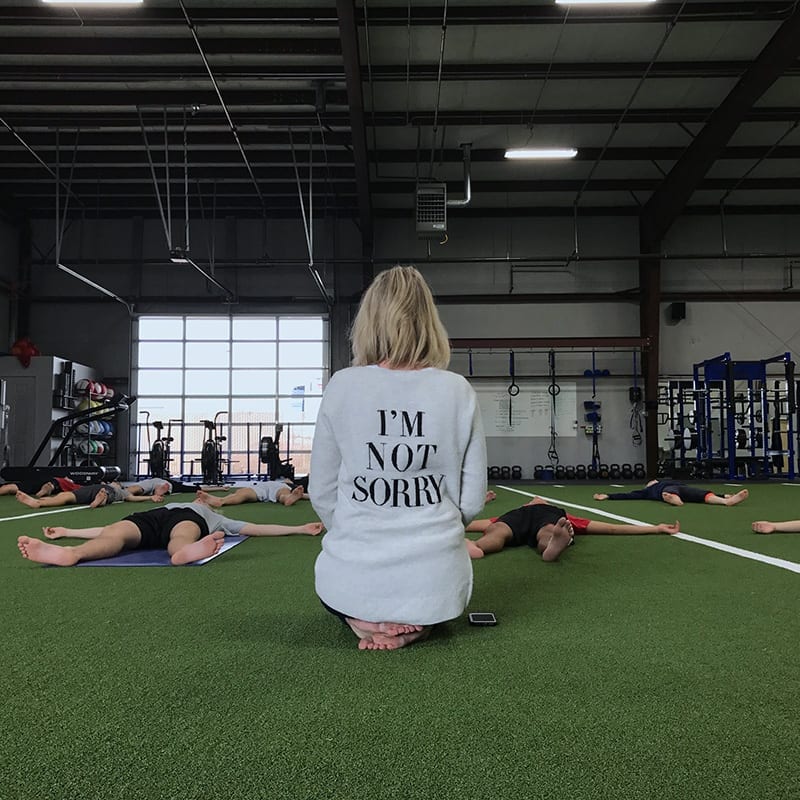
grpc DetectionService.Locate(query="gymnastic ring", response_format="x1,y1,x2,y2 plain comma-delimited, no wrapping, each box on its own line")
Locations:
508,382,520,397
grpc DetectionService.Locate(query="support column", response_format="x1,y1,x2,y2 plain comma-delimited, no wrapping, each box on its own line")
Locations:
639,232,661,478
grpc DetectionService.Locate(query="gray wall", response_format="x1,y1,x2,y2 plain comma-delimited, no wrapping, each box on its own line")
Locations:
4,210,798,476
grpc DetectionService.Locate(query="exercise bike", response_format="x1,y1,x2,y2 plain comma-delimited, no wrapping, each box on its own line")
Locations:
200,411,227,485
141,411,173,478
258,423,295,482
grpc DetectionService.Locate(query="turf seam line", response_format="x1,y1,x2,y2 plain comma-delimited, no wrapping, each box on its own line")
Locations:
496,485,800,575
0,506,87,523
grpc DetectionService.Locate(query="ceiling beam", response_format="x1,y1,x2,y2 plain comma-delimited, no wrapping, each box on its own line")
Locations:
337,0,373,252
5,107,800,129
641,9,800,245
0,37,341,56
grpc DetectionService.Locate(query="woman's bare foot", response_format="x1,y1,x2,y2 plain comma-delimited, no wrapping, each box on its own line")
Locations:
16,491,41,509
752,521,775,534
346,618,423,637
170,530,225,565
283,486,305,506
465,539,484,559
661,492,684,507
593,493,609,501
302,522,324,535
42,526,68,540
18,536,78,566
358,627,432,651
89,488,109,508
539,518,574,562
725,488,749,506
195,490,222,508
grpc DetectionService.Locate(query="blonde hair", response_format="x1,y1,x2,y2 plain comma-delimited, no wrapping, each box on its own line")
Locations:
350,265,451,369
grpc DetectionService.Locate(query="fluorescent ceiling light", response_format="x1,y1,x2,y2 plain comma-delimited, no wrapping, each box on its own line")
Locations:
505,148,578,160
555,0,656,5
169,256,190,264
42,0,143,5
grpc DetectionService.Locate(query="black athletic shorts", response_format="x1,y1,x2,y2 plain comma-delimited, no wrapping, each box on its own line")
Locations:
497,503,569,548
73,485,105,505
123,507,209,550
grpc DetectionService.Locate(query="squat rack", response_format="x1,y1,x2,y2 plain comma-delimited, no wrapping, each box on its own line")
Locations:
692,351,796,480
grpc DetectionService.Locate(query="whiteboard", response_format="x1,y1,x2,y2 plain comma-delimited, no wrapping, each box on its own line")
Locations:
473,381,577,438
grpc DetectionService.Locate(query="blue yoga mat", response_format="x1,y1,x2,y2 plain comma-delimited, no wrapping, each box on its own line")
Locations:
74,534,248,567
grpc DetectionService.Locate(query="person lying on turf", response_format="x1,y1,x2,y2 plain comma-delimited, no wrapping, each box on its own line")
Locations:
15,481,165,510
1,476,86,498
17,499,324,567
196,478,308,509
593,479,749,507
465,497,680,562
751,519,800,534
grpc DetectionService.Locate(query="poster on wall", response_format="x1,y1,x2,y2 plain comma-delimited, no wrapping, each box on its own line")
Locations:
472,381,577,438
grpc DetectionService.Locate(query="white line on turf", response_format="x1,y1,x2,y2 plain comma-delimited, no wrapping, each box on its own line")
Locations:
781,483,800,487
496,485,800,575
0,505,88,524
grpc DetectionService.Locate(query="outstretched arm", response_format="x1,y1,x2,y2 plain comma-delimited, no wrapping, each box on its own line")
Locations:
752,520,800,534
238,521,324,537
465,518,492,533
584,520,680,535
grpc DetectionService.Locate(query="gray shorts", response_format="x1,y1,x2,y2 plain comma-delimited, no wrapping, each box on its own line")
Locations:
123,478,170,496
251,480,289,503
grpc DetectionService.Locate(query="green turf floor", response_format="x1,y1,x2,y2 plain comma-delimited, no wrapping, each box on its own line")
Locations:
2,483,799,800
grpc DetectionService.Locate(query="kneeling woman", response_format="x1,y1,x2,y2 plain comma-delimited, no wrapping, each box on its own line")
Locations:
310,266,487,651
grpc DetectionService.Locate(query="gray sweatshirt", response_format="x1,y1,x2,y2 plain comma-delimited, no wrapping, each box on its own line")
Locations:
310,365,487,625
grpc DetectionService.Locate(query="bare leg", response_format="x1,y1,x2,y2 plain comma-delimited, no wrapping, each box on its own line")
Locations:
0,482,20,496
536,518,574,562
661,491,684,506
89,487,109,508
170,527,225,566
43,525,104,540
196,488,255,508
724,488,749,506
279,486,306,506
17,490,76,509
465,539,484,559
18,520,141,566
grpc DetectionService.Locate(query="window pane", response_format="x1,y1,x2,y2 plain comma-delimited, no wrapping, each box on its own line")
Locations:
136,398,183,420
137,369,183,395
278,396,321,423
278,369,324,395
232,398,276,420
183,399,228,424
138,317,183,340
137,341,183,368
232,342,277,368
185,370,229,395
279,317,325,339
232,370,276,395
233,317,276,339
185,318,230,340
288,423,315,454
279,341,324,368
186,341,230,369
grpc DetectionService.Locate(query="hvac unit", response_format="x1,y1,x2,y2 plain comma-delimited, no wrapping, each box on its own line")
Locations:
415,182,447,237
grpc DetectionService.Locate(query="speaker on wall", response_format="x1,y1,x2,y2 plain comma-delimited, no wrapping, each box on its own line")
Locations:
669,301,686,321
